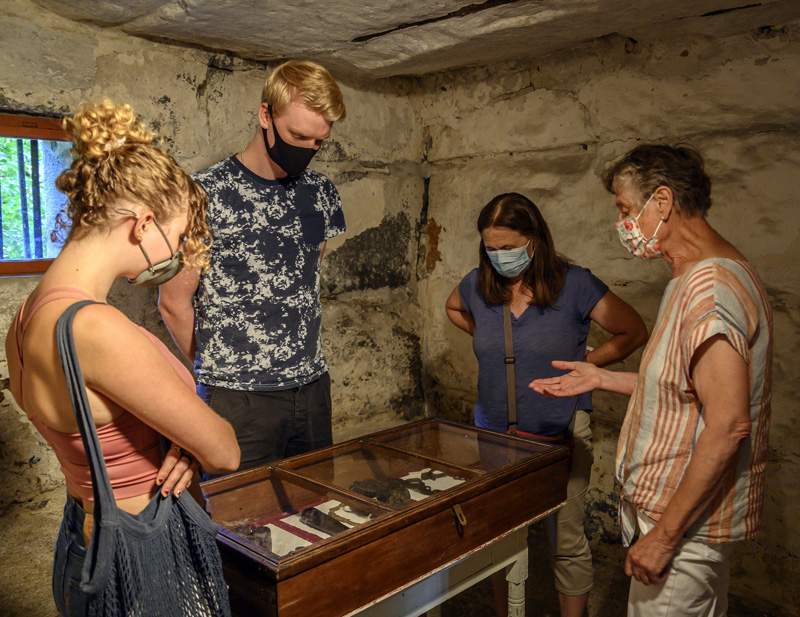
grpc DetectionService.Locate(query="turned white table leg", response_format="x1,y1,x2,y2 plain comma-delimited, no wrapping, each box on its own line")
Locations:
506,544,528,617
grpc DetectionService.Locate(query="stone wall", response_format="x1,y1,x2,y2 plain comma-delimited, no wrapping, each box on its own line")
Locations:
415,30,800,616
0,0,426,514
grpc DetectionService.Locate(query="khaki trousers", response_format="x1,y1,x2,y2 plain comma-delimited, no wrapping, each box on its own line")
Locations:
628,509,733,617
542,409,594,595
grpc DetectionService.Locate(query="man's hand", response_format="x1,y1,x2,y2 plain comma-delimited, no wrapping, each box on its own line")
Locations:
625,525,677,585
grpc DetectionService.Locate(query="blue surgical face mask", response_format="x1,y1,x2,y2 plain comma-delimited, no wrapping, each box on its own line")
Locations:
486,239,533,278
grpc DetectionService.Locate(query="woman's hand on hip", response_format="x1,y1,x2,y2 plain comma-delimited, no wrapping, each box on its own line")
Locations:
156,443,199,498
625,527,675,585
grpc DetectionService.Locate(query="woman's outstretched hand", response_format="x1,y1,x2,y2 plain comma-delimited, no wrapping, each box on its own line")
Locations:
529,360,603,398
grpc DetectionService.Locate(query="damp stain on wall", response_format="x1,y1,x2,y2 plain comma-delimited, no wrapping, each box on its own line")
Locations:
321,212,413,296
426,218,443,273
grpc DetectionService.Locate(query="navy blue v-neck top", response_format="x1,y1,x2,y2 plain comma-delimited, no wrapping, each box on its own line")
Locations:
458,264,608,436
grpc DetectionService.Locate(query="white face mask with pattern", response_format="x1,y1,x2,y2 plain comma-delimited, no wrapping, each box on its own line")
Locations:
616,193,663,259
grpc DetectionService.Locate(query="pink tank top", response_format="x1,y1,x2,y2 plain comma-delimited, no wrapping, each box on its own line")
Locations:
12,287,196,502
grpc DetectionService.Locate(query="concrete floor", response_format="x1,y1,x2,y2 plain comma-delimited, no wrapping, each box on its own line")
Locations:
0,491,777,617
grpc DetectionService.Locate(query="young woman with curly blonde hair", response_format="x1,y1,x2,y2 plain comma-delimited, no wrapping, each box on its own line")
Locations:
5,99,239,616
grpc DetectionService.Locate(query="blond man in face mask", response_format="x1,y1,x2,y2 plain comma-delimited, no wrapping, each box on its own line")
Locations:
159,60,346,475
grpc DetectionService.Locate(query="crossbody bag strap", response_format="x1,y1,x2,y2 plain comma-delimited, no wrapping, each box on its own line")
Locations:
503,304,517,429
55,300,118,524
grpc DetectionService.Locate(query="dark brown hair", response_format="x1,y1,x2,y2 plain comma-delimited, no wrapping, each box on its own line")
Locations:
601,144,712,217
477,193,565,307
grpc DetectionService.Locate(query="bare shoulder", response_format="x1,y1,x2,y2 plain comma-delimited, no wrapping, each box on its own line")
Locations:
70,303,153,352
71,302,135,330
69,303,189,398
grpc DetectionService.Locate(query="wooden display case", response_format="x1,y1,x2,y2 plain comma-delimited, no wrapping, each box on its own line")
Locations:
201,418,569,617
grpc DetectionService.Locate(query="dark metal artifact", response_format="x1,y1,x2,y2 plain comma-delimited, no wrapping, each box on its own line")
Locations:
300,507,349,535
231,522,272,552
349,478,411,508
399,477,437,495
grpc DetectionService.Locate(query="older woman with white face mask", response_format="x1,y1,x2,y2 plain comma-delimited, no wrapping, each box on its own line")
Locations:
531,145,773,617
446,192,648,617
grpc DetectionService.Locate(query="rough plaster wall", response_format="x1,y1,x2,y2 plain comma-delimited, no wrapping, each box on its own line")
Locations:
0,0,425,515
415,30,800,616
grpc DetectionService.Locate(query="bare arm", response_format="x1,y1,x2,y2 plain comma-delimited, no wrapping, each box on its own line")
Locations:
530,360,639,398
158,265,200,361
584,290,648,367
445,285,475,336
624,334,751,584
75,305,239,474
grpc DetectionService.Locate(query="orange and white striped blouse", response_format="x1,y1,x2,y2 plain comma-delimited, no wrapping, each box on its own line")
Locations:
617,258,772,544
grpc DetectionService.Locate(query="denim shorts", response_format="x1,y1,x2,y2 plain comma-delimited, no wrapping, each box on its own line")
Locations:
52,493,89,617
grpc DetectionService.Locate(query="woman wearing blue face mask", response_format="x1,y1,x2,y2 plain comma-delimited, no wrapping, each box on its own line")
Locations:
446,192,648,617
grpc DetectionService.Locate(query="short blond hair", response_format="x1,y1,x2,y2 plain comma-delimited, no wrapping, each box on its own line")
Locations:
261,60,346,122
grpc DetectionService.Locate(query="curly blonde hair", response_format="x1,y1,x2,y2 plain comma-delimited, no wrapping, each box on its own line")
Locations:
54,99,212,270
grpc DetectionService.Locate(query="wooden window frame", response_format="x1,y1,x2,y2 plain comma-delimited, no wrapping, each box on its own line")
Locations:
0,113,71,276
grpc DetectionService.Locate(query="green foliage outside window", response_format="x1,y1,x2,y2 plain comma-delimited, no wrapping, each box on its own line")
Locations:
0,136,69,261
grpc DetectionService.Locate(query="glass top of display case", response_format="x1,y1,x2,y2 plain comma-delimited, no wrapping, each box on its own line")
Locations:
201,418,567,570
365,418,557,471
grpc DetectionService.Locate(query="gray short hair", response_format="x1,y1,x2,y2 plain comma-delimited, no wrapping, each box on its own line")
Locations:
601,144,712,217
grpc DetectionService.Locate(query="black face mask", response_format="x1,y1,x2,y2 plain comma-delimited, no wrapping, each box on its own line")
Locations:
262,105,318,177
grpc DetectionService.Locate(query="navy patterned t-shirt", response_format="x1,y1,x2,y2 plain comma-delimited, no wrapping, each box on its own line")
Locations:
193,155,345,391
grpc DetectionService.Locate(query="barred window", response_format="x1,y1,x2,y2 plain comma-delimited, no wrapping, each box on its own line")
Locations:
0,114,71,275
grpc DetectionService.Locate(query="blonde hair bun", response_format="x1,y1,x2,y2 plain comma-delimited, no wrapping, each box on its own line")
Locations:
55,97,212,271
67,98,153,160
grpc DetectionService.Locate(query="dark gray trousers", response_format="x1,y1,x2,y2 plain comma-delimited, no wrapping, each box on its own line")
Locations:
198,372,332,480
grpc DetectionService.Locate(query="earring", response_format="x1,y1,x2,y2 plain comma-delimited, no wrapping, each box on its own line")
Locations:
136,231,143,241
